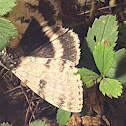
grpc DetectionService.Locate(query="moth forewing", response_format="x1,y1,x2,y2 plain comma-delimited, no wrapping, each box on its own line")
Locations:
12,57,83,112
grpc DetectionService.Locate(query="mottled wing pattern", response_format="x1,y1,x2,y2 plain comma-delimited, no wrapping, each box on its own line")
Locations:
12,57,83,112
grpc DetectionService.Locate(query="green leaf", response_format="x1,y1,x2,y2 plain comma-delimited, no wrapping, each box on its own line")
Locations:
0,122,12,126
99,78,122,98
106,48,126,84
0,0,16,15
86,15,118,52
93,40,114,75
78,68,100,88
28,120,47,126
0,18,17,51
119,21,126,45
56,108,71,126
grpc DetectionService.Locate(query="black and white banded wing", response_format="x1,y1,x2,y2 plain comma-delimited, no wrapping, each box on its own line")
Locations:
31,26,80,65
12,27,83,112
7,0,60,46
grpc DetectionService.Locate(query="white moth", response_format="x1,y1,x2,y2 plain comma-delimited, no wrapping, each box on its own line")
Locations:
12,26,83,112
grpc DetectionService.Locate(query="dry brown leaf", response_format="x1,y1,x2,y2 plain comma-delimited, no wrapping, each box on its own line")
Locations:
66,114,81,126
81,115,101,126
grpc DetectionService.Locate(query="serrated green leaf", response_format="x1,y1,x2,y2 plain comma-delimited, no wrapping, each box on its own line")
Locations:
86,15,118,52
119,21,126,45
78,68,100,88
28,120,47,126
93,40,114,75
0,18,17,51
99,78,122,98
106,48,126,84
0,122,12,126
56,109,71,126
0,0,16,15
